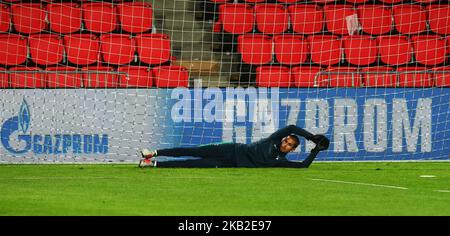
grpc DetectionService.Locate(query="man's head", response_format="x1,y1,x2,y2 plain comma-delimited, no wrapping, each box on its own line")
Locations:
279,135,300,153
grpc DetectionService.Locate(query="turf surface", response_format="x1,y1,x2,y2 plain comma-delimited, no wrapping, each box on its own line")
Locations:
0,162,449,216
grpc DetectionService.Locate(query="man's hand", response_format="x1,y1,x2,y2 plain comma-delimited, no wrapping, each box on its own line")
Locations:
311,134,330,151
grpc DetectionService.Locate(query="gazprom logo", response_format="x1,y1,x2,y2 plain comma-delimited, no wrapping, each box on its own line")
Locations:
1,99,108,155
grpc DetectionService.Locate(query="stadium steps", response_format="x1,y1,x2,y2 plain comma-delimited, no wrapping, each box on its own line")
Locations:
152,0,235,87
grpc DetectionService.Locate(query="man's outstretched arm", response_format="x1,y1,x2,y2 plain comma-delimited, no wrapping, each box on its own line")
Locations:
269,125,315,141
265,147,321,168
265,133,329,168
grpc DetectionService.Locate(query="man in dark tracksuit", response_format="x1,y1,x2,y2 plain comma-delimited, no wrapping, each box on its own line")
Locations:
138,125,329,168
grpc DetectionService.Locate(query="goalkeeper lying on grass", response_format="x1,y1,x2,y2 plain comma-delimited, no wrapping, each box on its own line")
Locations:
138,125,329,168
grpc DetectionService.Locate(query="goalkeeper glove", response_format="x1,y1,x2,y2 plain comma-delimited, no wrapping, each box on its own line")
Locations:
311,134,330,151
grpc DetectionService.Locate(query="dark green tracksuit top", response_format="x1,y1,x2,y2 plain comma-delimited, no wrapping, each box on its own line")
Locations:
233,125,315,168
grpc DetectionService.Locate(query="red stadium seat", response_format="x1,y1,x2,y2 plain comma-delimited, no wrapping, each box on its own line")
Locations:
118,66,153,88
357,5,392,36
310,0,335,3
0,4,10,33
291,66,324,88
342,35,378,66
28,34,64,66
79,0,125,1
308,35,342,66
135,33,171,65
82,66,118,88
431,66,450,87
0,34,27,66
427,5,450,36
47,3,82,34
9,66,46,88
0,68,8,88
273,35,309,66
411,35,447,66
237,34,273,65
414,0,438,2
393,4,427,35
152,66,189,88
218,4,254,34
447,36,450,55
361,66,397,87
11,3,47,34
377,35,412,66
277,0,303,3
242,0,264,2
256,66,291,87
82,2,118,33
100,34,135,65
64,34,100,66
378,0,402,3
323,4,357,36
117,2,153,34
46,66,83,88
288,4,323,35
323,67,362,87
255,4,289,35
397,67,433,87
79,0,124,2
345,0,369,3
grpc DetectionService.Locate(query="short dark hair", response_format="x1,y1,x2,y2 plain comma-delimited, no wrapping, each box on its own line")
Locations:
287,135,300,148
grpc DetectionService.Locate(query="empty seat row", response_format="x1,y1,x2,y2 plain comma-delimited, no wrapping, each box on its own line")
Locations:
255,65,450,87
0,2,152,34
215,4,450,36
208,0,440,3
0,33,171,66
2,1,130,2
0,65,189,88
237,34,448,66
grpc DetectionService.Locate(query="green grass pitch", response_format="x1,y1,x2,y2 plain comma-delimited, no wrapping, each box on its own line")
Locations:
0,162,449,216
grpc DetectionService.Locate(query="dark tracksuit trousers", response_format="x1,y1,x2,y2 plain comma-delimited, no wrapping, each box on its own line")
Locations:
157,143,237,168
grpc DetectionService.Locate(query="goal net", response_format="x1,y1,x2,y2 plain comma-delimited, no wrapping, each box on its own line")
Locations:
0,0,449,163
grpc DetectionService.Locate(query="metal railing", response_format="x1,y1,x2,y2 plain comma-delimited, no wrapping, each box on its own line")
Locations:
1,69,450,88
0,70,133,89
313,70,450,87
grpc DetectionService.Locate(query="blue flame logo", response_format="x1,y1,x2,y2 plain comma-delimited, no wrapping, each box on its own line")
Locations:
18,99,30,133
1,98,32,154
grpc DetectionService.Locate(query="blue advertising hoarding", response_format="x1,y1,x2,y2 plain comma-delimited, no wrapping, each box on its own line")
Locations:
165,87,449,162
0,88,448,163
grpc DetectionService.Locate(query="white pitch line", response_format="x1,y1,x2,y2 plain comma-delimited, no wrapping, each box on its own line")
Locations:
0,176,131,180
0,176,220,181
435,190,450,193
308,178,408,190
